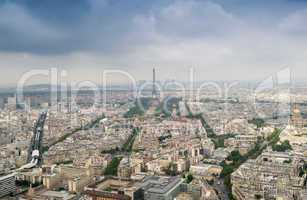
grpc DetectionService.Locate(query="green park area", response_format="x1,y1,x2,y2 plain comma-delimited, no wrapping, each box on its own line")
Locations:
104,156,123,176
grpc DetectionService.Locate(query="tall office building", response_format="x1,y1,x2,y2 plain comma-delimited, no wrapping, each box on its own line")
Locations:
152,68,158,98
67,83,72,113
0,98,4,109
7,95,17,110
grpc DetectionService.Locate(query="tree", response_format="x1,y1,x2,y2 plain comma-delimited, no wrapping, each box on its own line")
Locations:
226,150,245,163
248,118,265,128
104,157,123,176
255,194,263,199
186,174,194,183
272,140,292,152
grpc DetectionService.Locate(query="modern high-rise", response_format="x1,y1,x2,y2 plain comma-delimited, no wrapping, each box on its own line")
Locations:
7,95,17,110
152,68,158,98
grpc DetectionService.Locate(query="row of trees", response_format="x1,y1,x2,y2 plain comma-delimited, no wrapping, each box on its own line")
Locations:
103,156,123,176
272,140,292,152
124,97,153,118
155,96,182,118
221,128,283,199
43,113,105,152
248,118,265,129
122,128,139,152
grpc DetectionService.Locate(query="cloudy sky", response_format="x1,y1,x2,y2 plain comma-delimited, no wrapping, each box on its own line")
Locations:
0,0,307,86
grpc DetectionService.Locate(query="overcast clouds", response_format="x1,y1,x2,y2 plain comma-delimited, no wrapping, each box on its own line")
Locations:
0,0,307,86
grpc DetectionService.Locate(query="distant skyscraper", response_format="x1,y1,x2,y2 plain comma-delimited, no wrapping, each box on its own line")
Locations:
57,83,62,113
0,98,4,110
7,95,17,110
152,68,157,98
67,83,72,113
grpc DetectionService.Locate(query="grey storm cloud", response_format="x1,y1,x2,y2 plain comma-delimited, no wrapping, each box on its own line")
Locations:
1,0,307,85
0,0,306,55
0,0,255,54
0,0,147,54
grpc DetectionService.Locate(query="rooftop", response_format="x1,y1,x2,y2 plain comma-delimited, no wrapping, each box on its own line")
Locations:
140,176,183,194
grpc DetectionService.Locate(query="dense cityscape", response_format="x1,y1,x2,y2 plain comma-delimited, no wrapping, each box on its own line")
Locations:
1,68,307,200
